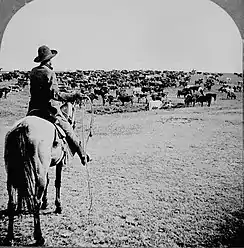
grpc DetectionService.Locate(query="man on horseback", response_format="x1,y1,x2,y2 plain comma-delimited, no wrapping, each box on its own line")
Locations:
27,45,89,165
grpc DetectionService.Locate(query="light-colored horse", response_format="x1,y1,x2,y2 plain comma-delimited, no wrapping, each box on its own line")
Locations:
4,101,78,246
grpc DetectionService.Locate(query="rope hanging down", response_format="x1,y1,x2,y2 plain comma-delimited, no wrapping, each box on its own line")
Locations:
79,94,94,219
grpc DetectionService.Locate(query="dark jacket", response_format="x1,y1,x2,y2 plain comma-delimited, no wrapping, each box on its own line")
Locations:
27,64,76,116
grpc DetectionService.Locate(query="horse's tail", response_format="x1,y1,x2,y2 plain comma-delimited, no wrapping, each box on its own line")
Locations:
4,124,36,213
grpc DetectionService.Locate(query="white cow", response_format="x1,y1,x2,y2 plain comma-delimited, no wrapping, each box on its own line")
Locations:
147,100,163,111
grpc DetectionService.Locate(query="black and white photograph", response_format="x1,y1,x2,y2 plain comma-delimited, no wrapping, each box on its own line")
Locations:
0,0,243,246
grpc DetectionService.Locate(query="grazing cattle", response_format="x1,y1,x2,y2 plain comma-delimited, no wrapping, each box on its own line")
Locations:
146,100,163,111
186,85,200,93
218,86,230,93
135,92,149,103
227,91,236,99
94,86,109,106
179,81,187,87
88,92,99,104
17,78,29,88
105,94,115,105
177,88,192,98
184,93,199,107
196,94,212,107
9,85,23,92
151,91,167,101
205,93,217,102
117,94,134,106
233,85,242,92
0,87,11,99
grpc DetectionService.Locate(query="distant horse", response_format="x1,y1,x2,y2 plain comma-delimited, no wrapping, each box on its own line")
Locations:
3,99,82,246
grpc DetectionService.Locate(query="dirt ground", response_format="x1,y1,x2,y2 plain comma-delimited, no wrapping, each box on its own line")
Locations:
0,82,243,247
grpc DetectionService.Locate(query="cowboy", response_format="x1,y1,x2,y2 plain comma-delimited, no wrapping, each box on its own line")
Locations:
27,45,89,165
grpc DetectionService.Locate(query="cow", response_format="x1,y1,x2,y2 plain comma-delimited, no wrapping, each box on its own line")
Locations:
146,100,163,111
94,86,110,106
9,85,23,92
205,93,217,103
227,91,236,99
184,93,199,107
117,94,134,106
135,92,149,104
0,87,11,99
196,94,212,107
177,88,192,98
151,91,168,101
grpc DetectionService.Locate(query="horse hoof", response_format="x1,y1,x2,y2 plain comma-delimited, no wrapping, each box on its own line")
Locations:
34,237,45,246
54,207,62,214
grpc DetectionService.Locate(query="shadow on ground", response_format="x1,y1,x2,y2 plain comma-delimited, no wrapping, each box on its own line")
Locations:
206,208,244,247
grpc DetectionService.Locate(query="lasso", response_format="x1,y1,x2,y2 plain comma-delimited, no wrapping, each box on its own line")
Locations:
77,94,94,222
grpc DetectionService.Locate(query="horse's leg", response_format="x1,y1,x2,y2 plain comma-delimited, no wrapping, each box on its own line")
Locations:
5,181,15,245
33,197,45,246
54,163,62,214
41,173,49,210
33,172,46,246
16,189,23,215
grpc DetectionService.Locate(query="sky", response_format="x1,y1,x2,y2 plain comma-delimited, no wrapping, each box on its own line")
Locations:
0,0,242,72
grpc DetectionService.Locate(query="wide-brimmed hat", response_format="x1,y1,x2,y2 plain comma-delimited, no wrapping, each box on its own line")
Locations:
34,45,58,63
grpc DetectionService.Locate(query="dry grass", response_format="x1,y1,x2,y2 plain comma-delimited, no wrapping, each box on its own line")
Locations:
0,80,243,247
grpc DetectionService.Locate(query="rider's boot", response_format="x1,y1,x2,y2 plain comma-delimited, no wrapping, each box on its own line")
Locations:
56,117,90,165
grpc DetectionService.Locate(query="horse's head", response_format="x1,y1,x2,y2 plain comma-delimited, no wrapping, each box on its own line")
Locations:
60,94,93,129
60,101,77,129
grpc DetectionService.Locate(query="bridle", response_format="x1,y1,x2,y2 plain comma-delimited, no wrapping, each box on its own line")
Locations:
60,101,77,129
60,94,94,148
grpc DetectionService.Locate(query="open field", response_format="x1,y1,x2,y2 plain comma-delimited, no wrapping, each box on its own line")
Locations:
0,80,243,247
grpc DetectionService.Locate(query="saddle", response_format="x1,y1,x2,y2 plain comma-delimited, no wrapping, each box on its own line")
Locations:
27,109,66,139
27,109,71,166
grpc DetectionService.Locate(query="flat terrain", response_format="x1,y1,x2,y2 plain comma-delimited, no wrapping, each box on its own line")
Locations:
0,81,243,247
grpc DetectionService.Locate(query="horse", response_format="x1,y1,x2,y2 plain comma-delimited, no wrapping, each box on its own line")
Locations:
3,99,81,246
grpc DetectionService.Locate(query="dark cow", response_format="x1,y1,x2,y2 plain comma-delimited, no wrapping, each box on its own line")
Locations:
94,86,109,105
105,94,115,105
184,93,200,107
17,78,29,88
227,91,236,99
117,94,134,106
135,92,148,103
196,94,212,107
233,85,242,92
151,91,167,101
205,93,217,102
88,92,99,104
0,87,11,99
218,86,229,93
177,88,192,98
187,85,200,93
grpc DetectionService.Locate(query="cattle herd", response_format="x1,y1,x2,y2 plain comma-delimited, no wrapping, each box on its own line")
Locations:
0,69,243,111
